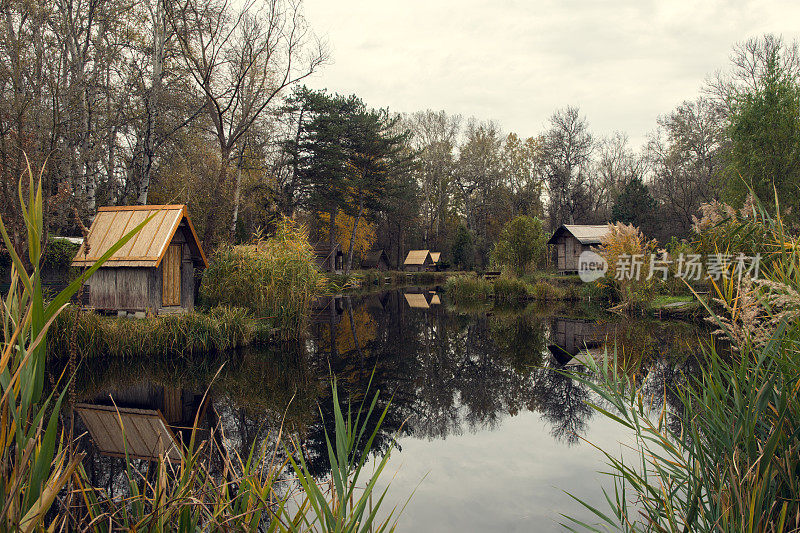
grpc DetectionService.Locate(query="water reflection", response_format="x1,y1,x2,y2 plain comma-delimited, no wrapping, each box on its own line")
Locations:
64,289,706,510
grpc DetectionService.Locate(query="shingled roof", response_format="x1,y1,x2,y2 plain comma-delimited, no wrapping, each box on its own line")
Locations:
362,249,389,268
547,224,610,245
71,205,207,268
404,250,431,266
75,403,182,462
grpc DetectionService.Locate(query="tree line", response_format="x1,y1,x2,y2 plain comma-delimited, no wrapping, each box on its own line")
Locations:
0,0,798,272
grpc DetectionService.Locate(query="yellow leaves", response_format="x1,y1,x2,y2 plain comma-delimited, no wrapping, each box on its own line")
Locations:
318,211,376,256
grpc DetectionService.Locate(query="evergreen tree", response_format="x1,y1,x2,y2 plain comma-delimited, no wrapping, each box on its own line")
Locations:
451,224,474,270
611,178,656,229
727,54,800,219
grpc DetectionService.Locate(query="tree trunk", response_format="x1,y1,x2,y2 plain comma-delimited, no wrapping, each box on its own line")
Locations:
328,205,338,272
202,156,230,249
138,0,166,205
229,149,245,241
346,297,363,362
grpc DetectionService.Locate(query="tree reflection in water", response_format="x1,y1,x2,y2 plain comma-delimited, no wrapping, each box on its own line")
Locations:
63,290,707,491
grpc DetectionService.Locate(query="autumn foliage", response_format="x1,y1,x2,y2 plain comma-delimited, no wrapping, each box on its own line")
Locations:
595,222,658,310
200,218,327,337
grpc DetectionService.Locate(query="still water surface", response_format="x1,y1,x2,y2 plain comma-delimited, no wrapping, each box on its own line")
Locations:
68,288,704,531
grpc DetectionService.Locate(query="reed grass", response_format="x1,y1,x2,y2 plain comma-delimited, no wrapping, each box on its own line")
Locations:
529,280,565,300
493,276,531,302
564,192,800,532
74,379,402,531
0,157,155,529
200,218,327,339
444,273,493,302
48,305,254,359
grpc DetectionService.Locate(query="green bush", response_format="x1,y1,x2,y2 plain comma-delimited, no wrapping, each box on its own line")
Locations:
42,238,80,271
491,215,546,276
444,274,492,302
200,219,326,338
492,277,530,302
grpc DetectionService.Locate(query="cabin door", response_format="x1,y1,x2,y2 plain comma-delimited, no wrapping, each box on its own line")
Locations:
162,244,182,306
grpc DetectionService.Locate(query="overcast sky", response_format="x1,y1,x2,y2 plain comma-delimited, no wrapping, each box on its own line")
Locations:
301,0,800,147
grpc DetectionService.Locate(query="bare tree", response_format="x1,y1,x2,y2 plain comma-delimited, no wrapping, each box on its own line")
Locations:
405,110,461,247
168,0,327,246
648,97,726,235
541,106,594,228
592,132,647,217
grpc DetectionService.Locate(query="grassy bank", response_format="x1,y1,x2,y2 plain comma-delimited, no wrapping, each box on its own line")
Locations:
444,272,704,320
444,273,598,304
48,306,270,359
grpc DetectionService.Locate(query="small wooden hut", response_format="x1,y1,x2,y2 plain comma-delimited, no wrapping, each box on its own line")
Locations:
404,292,430,309
429,251,442,271
546,224,609,273
76,380,213,463
71,205,207,314
403,250,433,272
361,249,390,271
76,403,182,462
313,242,344,273
548,317,604,367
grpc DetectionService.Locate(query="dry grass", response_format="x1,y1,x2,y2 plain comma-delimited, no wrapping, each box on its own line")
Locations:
200,218,327,339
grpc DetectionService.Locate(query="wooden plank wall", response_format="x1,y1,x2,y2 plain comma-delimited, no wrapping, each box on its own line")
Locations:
162,245,181,306
87,226,198,313
89,268,149,310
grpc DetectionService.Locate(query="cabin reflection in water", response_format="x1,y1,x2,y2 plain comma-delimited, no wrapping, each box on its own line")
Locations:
75,382,215,465
403,290,442,309
548,317,604,367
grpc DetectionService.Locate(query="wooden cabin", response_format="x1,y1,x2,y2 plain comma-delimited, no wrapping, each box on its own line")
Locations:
546,224,609,273
313,242,344,273
403,250,433,272
76,381,213,463
547,317,604,367
71,205,207,315
429,251,442,271
404,292,430,308
361,249,390,271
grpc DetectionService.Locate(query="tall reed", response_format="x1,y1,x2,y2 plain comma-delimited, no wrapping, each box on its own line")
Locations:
444,274,493,302
200,218,327,339
564,192,800,532
0,158,154,529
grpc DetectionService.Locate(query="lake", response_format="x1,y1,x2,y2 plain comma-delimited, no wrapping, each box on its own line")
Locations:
66,288,706,531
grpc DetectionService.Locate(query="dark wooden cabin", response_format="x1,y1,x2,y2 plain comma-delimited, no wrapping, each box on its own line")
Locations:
546,224,609,273
403,250,433,272
313,242,344,273
429,252,442,271
361,249,390,271
71,205,207,315
548,317,604,368
76,380,214,463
